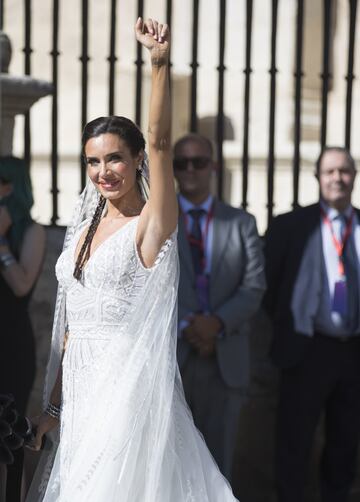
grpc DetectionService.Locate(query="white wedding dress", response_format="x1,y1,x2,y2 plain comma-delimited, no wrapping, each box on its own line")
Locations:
29,214,238,501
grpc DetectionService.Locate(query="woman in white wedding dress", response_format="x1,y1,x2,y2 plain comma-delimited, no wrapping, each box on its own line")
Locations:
26,18,238,502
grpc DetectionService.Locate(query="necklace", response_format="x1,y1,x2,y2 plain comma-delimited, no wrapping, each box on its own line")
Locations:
103,198,144,224
103,206,144,224
105,214,139,224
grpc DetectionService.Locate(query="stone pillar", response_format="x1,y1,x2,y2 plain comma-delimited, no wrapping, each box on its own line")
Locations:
0,31,52,157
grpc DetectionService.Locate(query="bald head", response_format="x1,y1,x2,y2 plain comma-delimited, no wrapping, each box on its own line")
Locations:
173,133,213,159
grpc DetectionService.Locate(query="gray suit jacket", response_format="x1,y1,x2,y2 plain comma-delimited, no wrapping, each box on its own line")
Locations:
177,199,266,389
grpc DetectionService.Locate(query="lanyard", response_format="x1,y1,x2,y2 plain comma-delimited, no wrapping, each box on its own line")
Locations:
183,202,214,272
321,208,354,277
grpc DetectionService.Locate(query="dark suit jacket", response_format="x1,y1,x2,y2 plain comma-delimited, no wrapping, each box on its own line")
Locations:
264,202,360,369
177,199,266,389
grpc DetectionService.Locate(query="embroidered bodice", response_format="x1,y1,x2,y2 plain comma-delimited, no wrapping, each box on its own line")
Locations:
56,217,149,338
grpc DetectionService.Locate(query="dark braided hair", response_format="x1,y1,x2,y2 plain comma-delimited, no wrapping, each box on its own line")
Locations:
73,116,146,281
73,195,106,280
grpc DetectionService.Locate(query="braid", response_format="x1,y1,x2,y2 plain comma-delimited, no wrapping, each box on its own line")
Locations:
73,195,106,280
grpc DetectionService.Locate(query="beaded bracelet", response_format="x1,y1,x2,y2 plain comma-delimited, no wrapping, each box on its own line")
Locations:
0,252,15,270
44,402,61,420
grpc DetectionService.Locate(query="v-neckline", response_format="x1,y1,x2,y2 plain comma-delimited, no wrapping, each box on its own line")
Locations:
73,216,139,269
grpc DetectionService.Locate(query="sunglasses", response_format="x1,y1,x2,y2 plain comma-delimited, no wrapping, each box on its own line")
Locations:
173,156,211,171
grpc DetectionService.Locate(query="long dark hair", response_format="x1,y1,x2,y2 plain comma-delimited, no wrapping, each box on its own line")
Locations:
74,116,146,280
0,157,33,257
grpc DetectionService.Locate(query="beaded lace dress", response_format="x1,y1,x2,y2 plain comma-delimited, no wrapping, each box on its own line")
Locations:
26,183,238,502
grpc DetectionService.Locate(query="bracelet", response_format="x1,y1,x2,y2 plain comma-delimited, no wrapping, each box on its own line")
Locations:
44,402,61,420
0,252,15,270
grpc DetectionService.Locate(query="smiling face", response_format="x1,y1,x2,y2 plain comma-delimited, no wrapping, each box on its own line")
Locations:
317,150,356,211
85,133,143,200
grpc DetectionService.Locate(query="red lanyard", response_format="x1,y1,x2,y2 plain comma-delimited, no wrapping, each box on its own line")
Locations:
183,203,214,270
321,208,354,277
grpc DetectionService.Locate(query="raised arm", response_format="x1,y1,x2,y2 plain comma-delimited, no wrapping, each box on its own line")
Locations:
135,18,178,266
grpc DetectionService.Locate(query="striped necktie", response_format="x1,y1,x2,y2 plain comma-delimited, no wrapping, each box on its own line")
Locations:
341,214,359,331
188,208,206,275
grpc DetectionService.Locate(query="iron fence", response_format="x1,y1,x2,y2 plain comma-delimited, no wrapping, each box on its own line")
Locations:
0,0,359,226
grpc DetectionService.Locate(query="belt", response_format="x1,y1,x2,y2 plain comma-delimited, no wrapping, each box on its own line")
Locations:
314,331,360,343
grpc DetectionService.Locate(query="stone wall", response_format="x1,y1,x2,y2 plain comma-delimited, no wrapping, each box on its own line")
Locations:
28,227,360,501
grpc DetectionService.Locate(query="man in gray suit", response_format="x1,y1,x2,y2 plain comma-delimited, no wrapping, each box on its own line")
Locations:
173,133,266,482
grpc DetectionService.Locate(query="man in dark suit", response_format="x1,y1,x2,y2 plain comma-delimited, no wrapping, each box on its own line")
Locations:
264,146,360,502
173,133,266,482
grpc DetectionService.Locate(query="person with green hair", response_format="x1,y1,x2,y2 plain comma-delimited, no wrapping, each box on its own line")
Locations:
0,156,45,502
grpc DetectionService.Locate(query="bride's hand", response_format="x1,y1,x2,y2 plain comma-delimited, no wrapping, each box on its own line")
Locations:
26,413,59,451
135,17,170,64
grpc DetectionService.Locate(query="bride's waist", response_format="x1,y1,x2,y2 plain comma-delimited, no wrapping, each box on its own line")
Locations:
67,323,125,340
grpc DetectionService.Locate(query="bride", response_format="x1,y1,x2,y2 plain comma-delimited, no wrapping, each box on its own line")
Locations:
27,17,238,501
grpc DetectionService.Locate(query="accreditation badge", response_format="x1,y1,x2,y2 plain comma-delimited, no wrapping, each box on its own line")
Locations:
332,278,347,316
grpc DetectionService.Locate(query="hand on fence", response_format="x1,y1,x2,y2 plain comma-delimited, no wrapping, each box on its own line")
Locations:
135,17,170,64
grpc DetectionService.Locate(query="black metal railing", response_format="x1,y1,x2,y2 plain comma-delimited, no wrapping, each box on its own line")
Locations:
0,0,4,30
23,0,32,170
0,0,359,226
108,0,117,116
292,0,304,210
241,0,253,211
216,0,226,200
320,0,333,150
266,0,279,226
50,0,60,225
345,0,358,149
190,0,199,133
80,0,90,189
135,0,144,128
